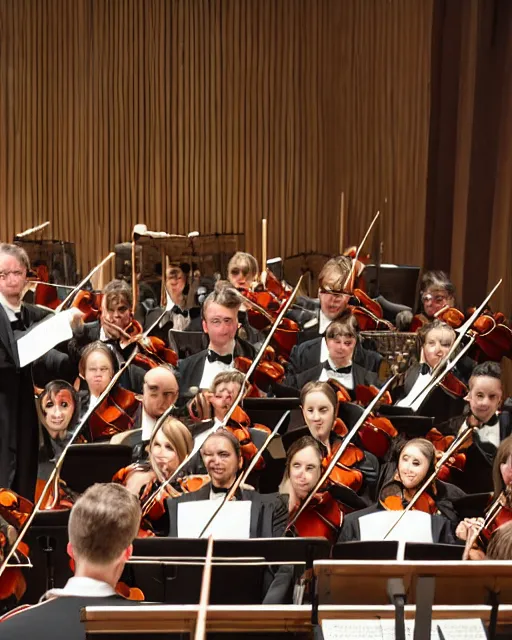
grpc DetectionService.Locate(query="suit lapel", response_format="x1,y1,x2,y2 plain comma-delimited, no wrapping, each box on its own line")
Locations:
403,363,421,395
0,304,18,366
352,363,366,388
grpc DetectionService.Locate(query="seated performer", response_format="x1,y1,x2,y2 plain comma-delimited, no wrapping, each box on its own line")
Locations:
486,520,512,560
72,280,144,391
443,361,509,493
409,270,457,330
177,282,255,402
0,483,142,639
142,263,199,339
393,320,466,422
299,381,379,500
455,434,512,559
166,429,288,538
338,438,462,544
285,315,379,394
111,365,179,457
280,435,349,543
227,251,259,291
37,380,79,480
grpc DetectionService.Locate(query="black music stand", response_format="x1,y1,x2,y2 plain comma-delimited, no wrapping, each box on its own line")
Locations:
60,444,133,494
332,541,399,560
241,398,301,429
168,330,206,359
364,264,421,308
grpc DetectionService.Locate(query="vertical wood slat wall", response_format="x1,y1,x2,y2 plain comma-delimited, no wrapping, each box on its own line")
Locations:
0,0,433,276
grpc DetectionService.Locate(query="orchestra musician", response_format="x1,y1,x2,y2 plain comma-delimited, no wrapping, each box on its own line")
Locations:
142,263,199,339
176,282,256,402
338,438,463,543
299,381,379,499
0,484,142,639
227,252,259,291
285,315,380,394
111,365,179,457
165,429,288,538
443,362,510,494
393,320,466,422
408,271,457,330
37,380,79,480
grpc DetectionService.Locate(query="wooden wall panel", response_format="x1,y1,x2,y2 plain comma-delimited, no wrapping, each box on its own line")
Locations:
0,0,433,276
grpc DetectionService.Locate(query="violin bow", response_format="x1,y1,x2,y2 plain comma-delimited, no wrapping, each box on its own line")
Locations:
55,252,116,312
139,277,303,514
286,375,396,532
14,221,50,239
406,280,502,410
0,348,139,577
197,410,291,538
194,535,214,640
382,423,476,540
338,192,345,255
342,210,380,293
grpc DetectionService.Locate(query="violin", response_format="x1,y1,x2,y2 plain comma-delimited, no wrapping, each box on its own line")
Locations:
350,289,394,331
224,405,270,471
71,290,103,322
234,353,285,396
425,428,466,483
0,489,33,607
115,318,179,369
321,420,364,493
34,477,76,511
379,480,438,515
287,490,343,544
86,385,140,441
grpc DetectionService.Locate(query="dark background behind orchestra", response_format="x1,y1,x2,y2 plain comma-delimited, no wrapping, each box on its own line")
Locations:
0,0,510,378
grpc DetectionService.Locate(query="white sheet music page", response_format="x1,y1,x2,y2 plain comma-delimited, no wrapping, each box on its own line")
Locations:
177,500,251,539
359,510,433,544
17,309,74,367
322,618,486,640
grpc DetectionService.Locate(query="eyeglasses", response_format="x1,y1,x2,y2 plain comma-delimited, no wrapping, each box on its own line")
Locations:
319,287,351,297
421,293,448,304
0,270,26,281
230,267,250,277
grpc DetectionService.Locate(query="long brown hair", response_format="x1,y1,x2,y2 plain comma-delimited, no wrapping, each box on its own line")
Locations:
492,435,512,502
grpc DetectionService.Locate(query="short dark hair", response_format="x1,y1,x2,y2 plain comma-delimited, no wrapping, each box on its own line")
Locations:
201,427,241,458
470,361,502,382
325,312,359,341
79,341,117,377
201,280,242,319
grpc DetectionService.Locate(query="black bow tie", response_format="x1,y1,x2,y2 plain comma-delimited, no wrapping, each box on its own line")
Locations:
324,362,352,375
419,363,432,375
172,306,189,317
10,311,25,331
207,350,233,365
210,485,229,494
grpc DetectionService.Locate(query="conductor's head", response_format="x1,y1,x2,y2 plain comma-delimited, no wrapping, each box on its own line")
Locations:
67,483,141,588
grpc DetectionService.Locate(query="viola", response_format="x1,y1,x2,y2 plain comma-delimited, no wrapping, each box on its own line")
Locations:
409,313,429,333
440,371,468,399
349,289,394,332
234,355,285,396
322,424,364,493
425,428,466,483
34,477,76,511
87,385,140,441
226,405,270,471
116,319,179,369
288,490,343,544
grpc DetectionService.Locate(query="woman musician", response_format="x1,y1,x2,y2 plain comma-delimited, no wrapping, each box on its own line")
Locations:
338,438,464,544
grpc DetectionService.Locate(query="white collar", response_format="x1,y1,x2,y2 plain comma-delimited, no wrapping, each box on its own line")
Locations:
0,291,21,320
99,326,109,342
319,311,332,335
42,576,117,600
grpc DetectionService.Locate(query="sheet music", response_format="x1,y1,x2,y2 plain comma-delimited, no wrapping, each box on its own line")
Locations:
359,510,433,544
177,500,251,539
17,309,74,367
322,619,486,640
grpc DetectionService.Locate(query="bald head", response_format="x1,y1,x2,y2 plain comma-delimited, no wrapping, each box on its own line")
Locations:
142,366,179,419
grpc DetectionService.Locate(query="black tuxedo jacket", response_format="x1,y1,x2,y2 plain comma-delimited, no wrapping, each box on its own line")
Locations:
337,503,457,545
441,411,512,493
0,303,51,499
288,336,382,375
392,362,466,424
0,594,140,640
285,361,379,395
176,338,256,403
166,484,288,538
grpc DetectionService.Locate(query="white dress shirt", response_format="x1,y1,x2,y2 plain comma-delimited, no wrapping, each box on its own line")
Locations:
0,291,21,322
42,576,116,600
141,409,157,441
319,311,332,335
319,358,354,389
199,347,236,389
459,415,500,449
396,368,432,408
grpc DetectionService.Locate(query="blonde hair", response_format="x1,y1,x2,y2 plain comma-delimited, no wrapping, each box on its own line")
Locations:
209,370,245,393
227,252,259,278
68,483,140,564
149,417,193,480
487,521,512,560
318,256,352,292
